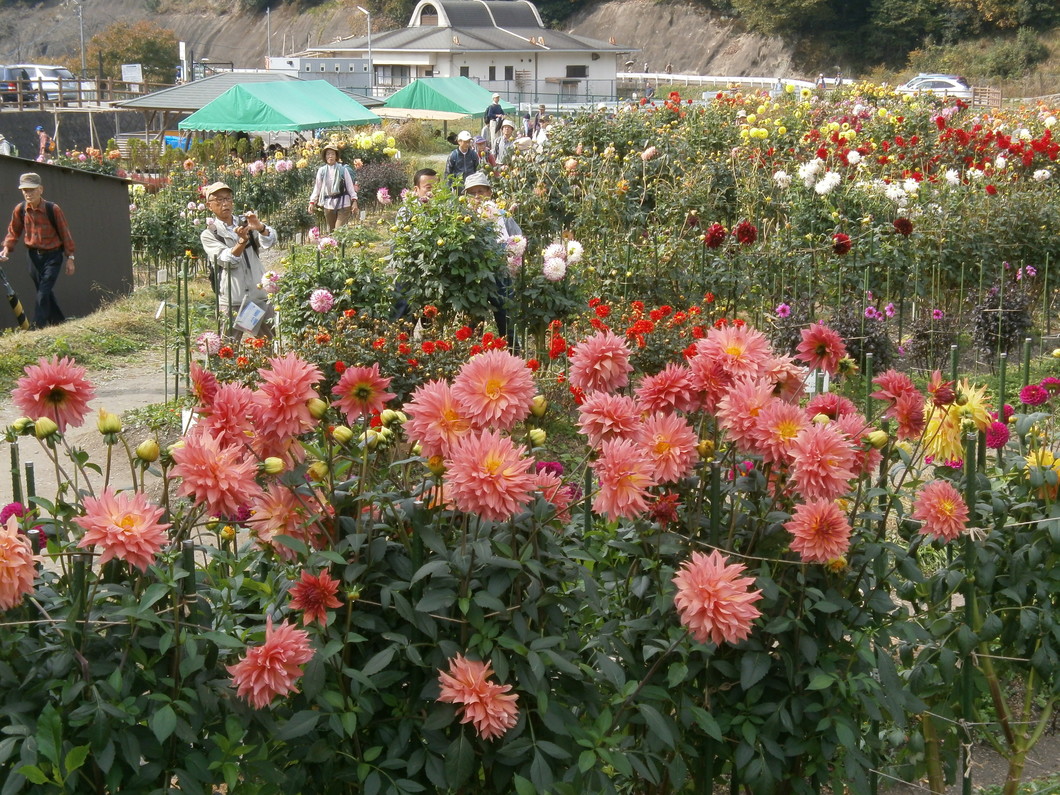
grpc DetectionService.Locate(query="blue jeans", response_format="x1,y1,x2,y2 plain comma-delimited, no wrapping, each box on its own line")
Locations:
27,248,65,328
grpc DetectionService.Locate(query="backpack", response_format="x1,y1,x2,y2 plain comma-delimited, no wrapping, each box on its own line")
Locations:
45,136,56,154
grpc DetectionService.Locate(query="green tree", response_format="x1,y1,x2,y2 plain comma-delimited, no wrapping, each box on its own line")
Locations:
73,21,178,84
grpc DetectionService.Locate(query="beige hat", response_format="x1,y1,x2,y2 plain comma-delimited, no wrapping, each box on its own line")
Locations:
456,130,473,142
463,171,492,192
18,173,42,190
501,118,515,128
492,93,501,100
321,142,341,154
203,181,232,200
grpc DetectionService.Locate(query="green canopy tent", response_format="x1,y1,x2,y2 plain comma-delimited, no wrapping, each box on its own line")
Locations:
378,77,516,122
178,80,380,132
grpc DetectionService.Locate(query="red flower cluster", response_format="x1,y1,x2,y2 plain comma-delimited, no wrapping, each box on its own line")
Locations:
832,233,852,256
703,223,727,248
733,220,758,245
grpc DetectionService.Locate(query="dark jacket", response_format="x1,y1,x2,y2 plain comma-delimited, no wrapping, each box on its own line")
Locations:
444,147,480,182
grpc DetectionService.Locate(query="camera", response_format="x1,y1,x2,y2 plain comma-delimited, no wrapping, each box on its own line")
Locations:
235,214,248,228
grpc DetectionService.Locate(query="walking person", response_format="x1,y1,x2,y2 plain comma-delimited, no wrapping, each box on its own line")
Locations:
0,172,75,328
483,93,505,146
308,143,358,231
200,181,276,340
443,131,480,185
0,133,15,157
35,126,54,162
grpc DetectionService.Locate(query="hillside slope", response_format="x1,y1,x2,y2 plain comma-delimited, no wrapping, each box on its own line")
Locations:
0,0,793,78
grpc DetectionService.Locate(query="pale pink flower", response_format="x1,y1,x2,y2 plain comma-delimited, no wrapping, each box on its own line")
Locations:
761,355,807,401
196,331,222,355
249,486,327,560
698,324,773,379
190,361,219,409
451,349,536,431
444,429,537,522
592,437,657,521
403,379,473,457
0,516,36,611
796,323,848,376
12,355,96,432
785,500,852,563
228,617,315,709
716,377,776,450
568,330,633,393
577,391,641,448
635,363,698,414
789,424,857,501
255,353,323,439
835,412,882,476
672,550,762,645
636,412,698,483
172,431,263,517
197,383,256,449
437,654,519,741
751,398,809,465
75,489,170,572
309,289,335,313
912,480,969,542
332,363,396,420
687,346,734,413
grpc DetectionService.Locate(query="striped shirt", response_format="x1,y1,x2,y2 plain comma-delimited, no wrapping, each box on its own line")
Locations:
3,200,76,255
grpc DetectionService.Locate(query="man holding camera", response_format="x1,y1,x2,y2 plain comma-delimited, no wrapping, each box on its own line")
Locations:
200,181,275,340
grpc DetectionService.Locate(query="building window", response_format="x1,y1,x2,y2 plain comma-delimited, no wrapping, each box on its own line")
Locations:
375,65,412,87
504,66,514,81
320,64,326,72
305,65,311,72
460,66,469,78
349,64,356,71
488,66,496,81
419,4,438,25
335,65,341,72
565,65,588,78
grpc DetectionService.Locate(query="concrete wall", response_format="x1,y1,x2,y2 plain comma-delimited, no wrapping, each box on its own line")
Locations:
0,156,133,329
0,109,146,161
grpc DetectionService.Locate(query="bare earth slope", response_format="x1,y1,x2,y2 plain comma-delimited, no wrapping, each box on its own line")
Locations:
0,0,792,77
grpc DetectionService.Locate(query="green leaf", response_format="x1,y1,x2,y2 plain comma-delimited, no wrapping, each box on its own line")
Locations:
16,765,50,785
63,745,90,775
444,734,474,788
275,711,319,741
362,647,396,677
807,673,834,691
150,705,177,744
411,559,450,584
637,703,675,749
513,774,537,795
578,749,596,774
740,652,770,691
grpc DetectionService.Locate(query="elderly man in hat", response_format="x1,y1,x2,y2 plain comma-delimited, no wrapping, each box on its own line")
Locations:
483,92,505,145
494,118,518,165
200,181,276,339
531,103,548,137
444,130,480,185
0,172,76,328
308,142,358,231
463,171,521,344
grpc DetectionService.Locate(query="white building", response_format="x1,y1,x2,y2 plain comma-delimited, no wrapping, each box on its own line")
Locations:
301,0,631,101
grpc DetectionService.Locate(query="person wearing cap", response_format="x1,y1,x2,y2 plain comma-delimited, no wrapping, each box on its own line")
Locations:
0,173,76,328
473,135,496,169
444,131,480,184
494,118,518,165
35,126,53,162
483,93,505,145
531,104,548,137
462,172,521,343
199,181,276,339
308,143,358,231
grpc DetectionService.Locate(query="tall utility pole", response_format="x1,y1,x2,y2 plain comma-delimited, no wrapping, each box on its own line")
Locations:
357,5,372,93
77,2,86,77
266,7,271,61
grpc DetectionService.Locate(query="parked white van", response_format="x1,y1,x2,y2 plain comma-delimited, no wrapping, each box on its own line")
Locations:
14,64,79,101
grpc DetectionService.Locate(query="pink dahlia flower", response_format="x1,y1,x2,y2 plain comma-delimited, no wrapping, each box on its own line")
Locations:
577,391,641,448
789,424,857,501
672,550,762,646
591,437,657,521
796,322,848,376
332,363,396,421
228,617,315,709
13,355,96,432
444,429,536,522
984,421,1010,450
698,324,772,379
636,412,698,484
249,485,326,560
716,377,776,450
1019,384,1049,406
785,499,852,563
289,569,342,626
437,654,519,741
0,516,36,611
197,383,256,449
568,330,633,394
75,489,171,572
189,361,219,409
912,479,969,542
172,430,263,518
255,353,322,439
451,349,536,430
404,379,472,458
635,363,698,414
751,398,809,465
687,345,734,413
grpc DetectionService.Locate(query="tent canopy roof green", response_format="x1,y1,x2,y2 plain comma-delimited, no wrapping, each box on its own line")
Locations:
380,77,516,121
178,80,380,131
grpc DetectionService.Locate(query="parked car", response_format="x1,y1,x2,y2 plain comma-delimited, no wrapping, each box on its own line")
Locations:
14,64,79,101
0,66,36,102
896,76,973,100
897,73,969,92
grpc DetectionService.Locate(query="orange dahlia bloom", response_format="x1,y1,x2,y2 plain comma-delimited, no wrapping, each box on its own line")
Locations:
254,353,323,439
568,330,633,393
437,654,519,740
404,379,473,457
0,516,36,611
228,617,315,709
172,430,263,518
450,349,536,430
74,489,171,572
911,479,969,542
444,429,536,522
636,412,698,484
592,437,657,521
785,499,852,563
289,569,341,626
789,424,857,501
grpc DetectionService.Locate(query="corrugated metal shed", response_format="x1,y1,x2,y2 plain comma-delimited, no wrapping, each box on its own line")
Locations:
116,72,302,112
0,158,132,329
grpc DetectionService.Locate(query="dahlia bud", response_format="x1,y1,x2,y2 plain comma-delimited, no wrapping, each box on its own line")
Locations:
1052,348,1060,358
530,395,548,418
528,428,547,447
261,457,285,475
307,460,329,481
306,398,329,419
33,417,59,440
205,516,220,530
812,413,831,425
359,429,380,449
220,525,237,542
97,408,122,435
427,455,446,476
696,439,714,459
837,357,859,376
825,557,848,573
411,442,423,456
377,427,394,443
135,439,160,462
332,425,354,444
380,409,402,426
867,430,889,449
11,417,33,435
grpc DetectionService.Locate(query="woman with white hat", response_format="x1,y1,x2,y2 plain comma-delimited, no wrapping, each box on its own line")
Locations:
308,143,358,231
